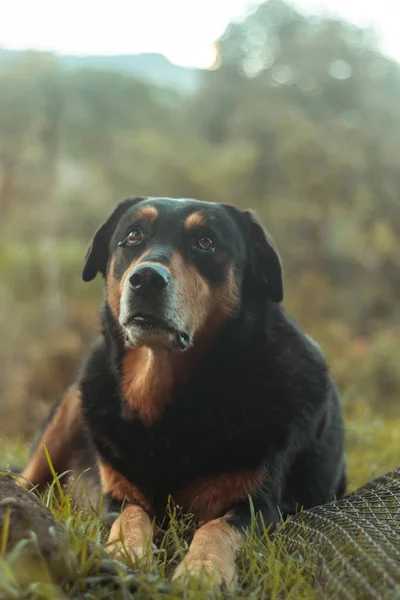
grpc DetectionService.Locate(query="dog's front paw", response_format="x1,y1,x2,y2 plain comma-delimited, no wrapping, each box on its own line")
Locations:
172,551,237,590
106,538,156,564
106,541,157,563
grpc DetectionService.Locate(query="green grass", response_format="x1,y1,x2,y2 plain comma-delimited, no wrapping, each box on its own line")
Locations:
0,412,399,600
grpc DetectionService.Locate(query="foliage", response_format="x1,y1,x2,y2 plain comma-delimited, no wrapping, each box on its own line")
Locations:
0,0,399,436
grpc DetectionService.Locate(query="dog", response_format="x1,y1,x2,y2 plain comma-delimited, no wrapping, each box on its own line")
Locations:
20,196,346,589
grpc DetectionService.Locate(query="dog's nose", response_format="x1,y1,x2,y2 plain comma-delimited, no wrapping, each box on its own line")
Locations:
129,264,170,295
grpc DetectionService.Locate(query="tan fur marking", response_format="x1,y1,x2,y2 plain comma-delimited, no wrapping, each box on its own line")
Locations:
184,211,206,231
170,252,239,341
172,518,243,589
136,205,158,221
213,264,240,320
170,252,212,334
19,387,83,489
100,462,155,560
176,469,265,523
98,460,151,513
122,347,174,424
107,504,155,561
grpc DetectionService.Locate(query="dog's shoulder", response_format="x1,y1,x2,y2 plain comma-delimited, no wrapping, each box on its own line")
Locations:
258,306,335,418
270,306,328,369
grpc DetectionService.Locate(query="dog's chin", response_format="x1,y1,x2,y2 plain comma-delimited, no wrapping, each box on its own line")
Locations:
123,320,192,351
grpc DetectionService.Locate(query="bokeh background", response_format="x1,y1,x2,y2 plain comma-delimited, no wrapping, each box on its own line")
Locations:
0,0,399,483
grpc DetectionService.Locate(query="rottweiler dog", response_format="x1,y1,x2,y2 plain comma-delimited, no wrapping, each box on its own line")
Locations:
20,196,346,589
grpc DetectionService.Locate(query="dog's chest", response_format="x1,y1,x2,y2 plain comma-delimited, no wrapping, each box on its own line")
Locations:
95,383,270,495
102,408,267,521
107,408,235,485
85,348,291,501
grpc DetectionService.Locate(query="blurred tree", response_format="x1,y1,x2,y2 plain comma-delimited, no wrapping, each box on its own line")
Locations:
1,0,400,434
189,0,400,323
0,54,43,220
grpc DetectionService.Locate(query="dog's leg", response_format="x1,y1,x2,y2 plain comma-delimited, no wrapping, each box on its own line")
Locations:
99,461,155,562
107,504,155,562
172,515,243,590
18,386,83,490
172,496,279,590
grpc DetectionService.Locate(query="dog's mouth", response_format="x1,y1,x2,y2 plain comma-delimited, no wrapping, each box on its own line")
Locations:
130,313,170,331
124,313,191,350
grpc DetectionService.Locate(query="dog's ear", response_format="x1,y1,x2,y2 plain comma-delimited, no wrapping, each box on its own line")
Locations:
82,197,144,282
241,209,283,303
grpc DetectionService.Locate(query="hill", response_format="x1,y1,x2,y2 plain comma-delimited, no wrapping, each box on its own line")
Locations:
0,48,200,91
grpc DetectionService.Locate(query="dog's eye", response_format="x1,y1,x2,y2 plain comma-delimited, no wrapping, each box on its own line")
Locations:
126,229,143,246
197,237,215,252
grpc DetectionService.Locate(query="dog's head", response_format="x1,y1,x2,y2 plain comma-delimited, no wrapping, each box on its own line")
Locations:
82,197,283,351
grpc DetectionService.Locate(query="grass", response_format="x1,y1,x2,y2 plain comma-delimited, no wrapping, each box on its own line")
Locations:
0,411,399,600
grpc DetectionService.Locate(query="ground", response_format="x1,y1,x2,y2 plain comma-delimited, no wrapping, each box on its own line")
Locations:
0,412,399,600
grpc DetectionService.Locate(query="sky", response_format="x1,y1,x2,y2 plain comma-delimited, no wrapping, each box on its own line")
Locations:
0,0,399,68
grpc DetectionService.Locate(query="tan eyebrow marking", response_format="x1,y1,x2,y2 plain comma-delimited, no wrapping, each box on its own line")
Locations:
184,211,207,231
136,205,158,221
